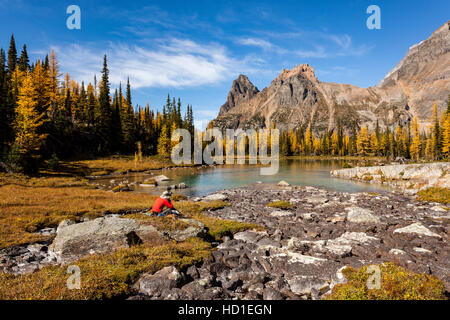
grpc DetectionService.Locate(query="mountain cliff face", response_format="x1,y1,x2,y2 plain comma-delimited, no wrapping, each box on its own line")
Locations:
213,21,450,134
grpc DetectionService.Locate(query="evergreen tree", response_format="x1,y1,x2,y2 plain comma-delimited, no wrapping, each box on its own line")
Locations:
18,44,29,72
121,79,135,152
7,34,17,74
86,83,96,127
431,103,442,160
95,55,113,153
0,49,8,152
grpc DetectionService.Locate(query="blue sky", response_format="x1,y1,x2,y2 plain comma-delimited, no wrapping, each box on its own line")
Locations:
0,0,449,127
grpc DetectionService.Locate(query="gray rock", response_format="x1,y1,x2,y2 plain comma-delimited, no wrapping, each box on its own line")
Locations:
203,193,228,201
287,276,330,297
233,231,263,244
50,217,161,262
270,210,293,217
153,175,171,182
135,266,183,297
163,219,207,241
263,287,284,300
346,207,380,224
393,223,441,238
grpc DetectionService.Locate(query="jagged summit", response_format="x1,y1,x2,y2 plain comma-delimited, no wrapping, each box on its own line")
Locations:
218,74,259,116
275,64,317,83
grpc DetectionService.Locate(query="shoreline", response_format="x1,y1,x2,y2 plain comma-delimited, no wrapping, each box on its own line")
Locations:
331,162,450,195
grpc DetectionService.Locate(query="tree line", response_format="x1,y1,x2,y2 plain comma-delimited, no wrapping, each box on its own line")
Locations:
0,35,194,172
279,100,450,161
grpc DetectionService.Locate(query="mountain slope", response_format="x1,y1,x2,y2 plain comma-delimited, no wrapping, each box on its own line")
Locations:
213,21,450,134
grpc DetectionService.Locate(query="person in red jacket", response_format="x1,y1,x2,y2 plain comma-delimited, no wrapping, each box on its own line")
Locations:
149,190,180,217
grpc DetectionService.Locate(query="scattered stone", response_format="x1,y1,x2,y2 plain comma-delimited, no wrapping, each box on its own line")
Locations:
430,205,446,212
393,223,441,238
287,276,330,297
153,175,171,182
345,207,380,224
139,184,156,188
134,266,183,297
389,249,407,255
270,210,293,217
233,231,263,244
203,193,228,201
413,247,432,254
307,196,327,204
277,181,290,187
163,219,208,242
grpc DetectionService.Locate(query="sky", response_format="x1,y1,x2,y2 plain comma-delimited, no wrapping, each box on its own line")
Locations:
0,0,449,127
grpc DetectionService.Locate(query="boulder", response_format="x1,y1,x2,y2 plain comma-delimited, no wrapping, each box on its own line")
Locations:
393,223,441,238
203,193,228,201
162,219,208,242
277,181,290,187
389,248,407,256
134,266,183,297
345,207,380,224
153,175,171,182
307,195,327,204
287,276,330,297
270,210,293,217
50,217,162,263
233,231,263,244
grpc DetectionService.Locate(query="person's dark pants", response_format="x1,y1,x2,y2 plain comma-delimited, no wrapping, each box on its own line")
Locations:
153,208,178,216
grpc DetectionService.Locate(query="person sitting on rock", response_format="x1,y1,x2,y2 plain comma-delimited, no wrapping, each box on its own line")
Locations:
147,189,181,218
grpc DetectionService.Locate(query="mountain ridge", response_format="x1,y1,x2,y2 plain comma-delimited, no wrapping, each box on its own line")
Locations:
213,21,450,134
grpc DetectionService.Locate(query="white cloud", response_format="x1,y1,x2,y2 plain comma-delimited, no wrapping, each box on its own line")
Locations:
259,30,372,58
295,46,327,58
53,39,258,89
236,37,273,50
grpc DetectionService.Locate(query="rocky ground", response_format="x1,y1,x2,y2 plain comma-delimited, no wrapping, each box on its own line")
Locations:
129,184,449,300
1,183,449,300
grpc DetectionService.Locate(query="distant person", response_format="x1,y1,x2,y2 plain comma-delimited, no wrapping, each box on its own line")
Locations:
147,189,181,218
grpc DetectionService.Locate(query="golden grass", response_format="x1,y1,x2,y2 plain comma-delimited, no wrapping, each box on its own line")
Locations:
0,172,248,249
57,155,192,176
417,187,450,205
0,238,211,300
0,172,265,300
0,174,158,248
325,263,446,300
266,200,293,209
123,214,192,231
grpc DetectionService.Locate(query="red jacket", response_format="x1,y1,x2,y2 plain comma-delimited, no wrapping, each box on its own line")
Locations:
151,197,174,213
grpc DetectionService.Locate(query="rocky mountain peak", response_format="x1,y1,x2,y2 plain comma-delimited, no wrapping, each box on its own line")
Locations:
218,74,259,116
276,64,317,83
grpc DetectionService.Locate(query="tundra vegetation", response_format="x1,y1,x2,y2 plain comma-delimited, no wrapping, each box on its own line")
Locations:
326,263,446,300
